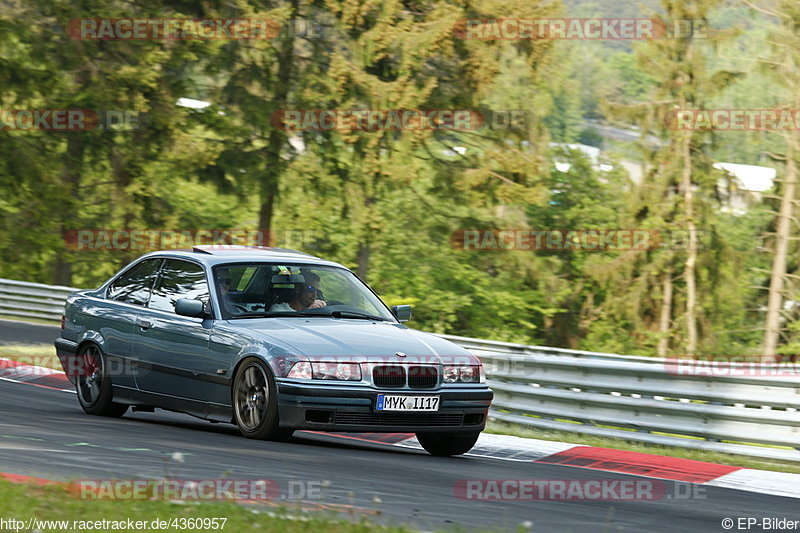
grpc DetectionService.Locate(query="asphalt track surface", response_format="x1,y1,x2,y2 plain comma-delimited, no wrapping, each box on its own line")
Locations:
0,323,798,531
0,318,60,345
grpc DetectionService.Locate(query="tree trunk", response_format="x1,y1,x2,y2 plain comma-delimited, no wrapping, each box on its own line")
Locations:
681,131,698,354
258,181,278,246
356,242,370,282
53,135,84,285
657,272,673,357
258,0,299,244
109,141,139,266
763,130,798,362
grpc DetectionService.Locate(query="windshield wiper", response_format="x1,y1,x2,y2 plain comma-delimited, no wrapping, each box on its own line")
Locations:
231,311,321,319
233,310,389,321
230,312,271,318
329,310,389,321
263,312,325,318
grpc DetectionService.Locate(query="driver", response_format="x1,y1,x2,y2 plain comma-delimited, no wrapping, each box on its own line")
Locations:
269,271,326,312
216,269,242,315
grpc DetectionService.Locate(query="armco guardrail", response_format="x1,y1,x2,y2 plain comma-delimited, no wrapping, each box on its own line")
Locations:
438,334,800,463
436,333,659,363
490,356,800,462
2,277,799,462
0,278,79,322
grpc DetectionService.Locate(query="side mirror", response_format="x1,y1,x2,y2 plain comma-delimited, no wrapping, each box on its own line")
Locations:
175,298,207,318
391,305,412,322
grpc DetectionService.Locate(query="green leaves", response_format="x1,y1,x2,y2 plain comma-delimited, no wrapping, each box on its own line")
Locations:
0,0,792,357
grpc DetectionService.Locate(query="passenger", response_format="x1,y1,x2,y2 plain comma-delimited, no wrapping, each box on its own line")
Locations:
217,270,241,315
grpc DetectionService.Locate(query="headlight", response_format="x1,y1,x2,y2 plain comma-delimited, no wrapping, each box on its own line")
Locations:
287,361,312,379
312,362,362,381
287,361,361,381
443,365,483,383
459,366,477,382
443,366,460,383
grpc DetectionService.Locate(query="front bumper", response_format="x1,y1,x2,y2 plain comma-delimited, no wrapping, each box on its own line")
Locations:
276,381,493,433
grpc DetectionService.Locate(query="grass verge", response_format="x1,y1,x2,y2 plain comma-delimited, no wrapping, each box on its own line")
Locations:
0,343,59,370
485,420,800,474
0,477,421,533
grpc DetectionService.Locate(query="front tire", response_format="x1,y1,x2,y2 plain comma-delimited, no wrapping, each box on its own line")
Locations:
233,358,293,441
416,431,480,456
76,343,128,417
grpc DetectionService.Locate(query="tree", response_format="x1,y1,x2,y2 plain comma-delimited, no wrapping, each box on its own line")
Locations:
0,0,216,284
603,0,740,355
745,0,800,362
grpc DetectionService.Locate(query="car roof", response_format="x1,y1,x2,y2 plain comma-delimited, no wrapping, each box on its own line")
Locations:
136,246,347,269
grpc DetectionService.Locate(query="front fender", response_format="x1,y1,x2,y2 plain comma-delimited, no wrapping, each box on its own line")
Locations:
229,344,308,381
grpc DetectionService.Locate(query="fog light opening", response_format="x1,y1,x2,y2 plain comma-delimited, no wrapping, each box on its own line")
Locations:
463,413,484,425
305,409,333,424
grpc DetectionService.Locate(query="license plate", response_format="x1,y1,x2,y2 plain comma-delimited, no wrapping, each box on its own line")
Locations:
376,394,439,411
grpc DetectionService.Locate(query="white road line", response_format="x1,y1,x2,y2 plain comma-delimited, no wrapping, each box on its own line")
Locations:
706,468,800,499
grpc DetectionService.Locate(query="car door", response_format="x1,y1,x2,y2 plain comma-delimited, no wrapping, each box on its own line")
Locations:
132,259,226,404
101,257,163,389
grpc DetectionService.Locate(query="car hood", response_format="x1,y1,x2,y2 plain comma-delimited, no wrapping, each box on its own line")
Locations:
228,317,475,363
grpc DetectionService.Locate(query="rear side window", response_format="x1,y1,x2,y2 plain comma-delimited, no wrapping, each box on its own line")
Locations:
148,259,209,313
107,258,162,306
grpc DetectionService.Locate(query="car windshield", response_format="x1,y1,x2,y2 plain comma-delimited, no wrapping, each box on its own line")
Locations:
213,263,396,321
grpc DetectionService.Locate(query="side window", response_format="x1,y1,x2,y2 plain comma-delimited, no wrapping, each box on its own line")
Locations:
107,259,162,306
148,259,209,313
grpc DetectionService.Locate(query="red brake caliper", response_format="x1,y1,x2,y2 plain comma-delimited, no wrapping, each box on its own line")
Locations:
82,352,99,378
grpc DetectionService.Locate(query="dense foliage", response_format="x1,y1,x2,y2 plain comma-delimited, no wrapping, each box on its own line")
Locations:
1,0,797,357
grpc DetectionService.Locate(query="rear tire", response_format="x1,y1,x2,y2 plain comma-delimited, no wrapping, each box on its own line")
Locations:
233,357,294,441
76,343,128,417
416,431,480,456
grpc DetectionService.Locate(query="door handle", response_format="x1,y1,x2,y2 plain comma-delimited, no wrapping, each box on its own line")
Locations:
135,318,153,329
